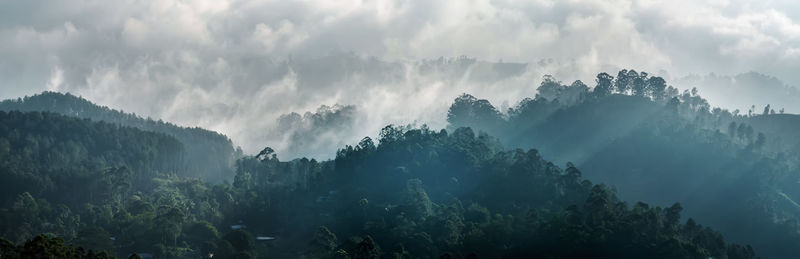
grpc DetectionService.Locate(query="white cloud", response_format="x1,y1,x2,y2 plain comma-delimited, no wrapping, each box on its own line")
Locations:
46,67,63,91
251,20,308,53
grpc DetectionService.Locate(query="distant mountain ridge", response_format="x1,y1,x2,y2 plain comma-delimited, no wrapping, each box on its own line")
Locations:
0,92,238,182
676,72,800,114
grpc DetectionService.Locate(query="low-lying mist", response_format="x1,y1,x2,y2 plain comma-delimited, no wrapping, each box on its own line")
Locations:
7,0,800,159
20,53,800,160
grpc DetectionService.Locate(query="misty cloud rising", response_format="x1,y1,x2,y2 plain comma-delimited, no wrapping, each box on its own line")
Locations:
2,0,800,158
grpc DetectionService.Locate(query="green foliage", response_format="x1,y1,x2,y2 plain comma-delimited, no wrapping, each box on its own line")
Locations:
0,234,115,259
307,226,338,258
0,92,237,182
0,79,775,258
183,221,220,248
75,227,114,254
224,229,256,256
353,236,380,259
0,124,237,257
403,179,433,220
0,111,182,205
447,95,504,134
225,123,755,258
443,69,800,257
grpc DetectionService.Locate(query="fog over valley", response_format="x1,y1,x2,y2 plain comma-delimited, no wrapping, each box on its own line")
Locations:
4,0,800,158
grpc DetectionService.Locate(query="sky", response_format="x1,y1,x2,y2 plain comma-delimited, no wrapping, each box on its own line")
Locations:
2,0,800,158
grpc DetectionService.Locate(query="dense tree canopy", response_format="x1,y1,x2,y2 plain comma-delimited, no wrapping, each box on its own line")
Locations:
446,70,800,258
0,71,787,258
225,125,755,258
0,92,238,182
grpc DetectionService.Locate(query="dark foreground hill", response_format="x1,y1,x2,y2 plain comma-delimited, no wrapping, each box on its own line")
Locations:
0,109,756,258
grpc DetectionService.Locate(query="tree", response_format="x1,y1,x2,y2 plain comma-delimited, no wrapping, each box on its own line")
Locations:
0,238,15,258
14,234,115,259
737,123,747,140
255,147,275,161
560,80,589,105
358,137,375,152
404,179,434,220
183,221,220,249
665,203,683,232
155,206,185,246
0,138,10,158
745,125,754,143
75,227,114,254
224,229,256,256
647,76,667,101
728,122,737,137
353,236,380,259
333,249,351,259
631,71,647,97
309,226,338,257
446,94,503,132
537,75,563,101
379,125,404,145
615,69,632,94
593,73,615,97
233,170,252,190
754,133,766,149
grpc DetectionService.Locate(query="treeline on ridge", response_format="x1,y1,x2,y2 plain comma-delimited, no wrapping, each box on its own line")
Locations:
447,69,800,258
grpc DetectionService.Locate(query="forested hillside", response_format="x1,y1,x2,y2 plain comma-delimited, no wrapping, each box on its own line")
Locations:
447,70,800,258
0,111,184,250
231,125,756,258
0,92,238,182
0,110,183,204
0,109,756,258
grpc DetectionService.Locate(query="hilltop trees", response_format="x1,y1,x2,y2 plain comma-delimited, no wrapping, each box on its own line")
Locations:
648,76,668,101
532,70,672,102
593,72,615,97
444,70,800,258
447,94,504,133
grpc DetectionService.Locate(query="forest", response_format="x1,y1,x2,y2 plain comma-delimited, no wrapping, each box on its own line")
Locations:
0,93,240,183
3,69,796,258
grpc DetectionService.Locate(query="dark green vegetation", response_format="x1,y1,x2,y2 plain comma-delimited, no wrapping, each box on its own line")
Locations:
1,234,115,259
2,70,791,258
0,111,182,205
0,108,755,258
0,92,238,183
233,126,756,258
448,70,800,258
